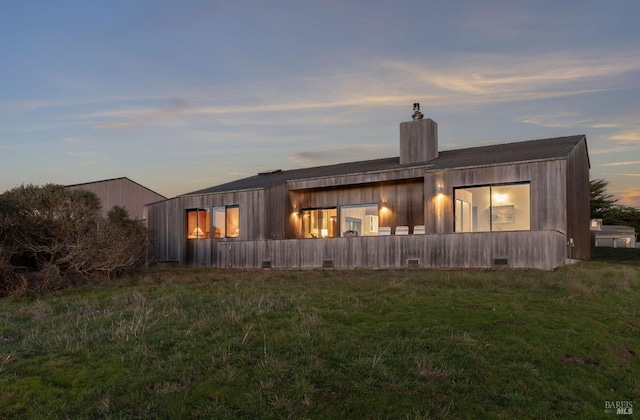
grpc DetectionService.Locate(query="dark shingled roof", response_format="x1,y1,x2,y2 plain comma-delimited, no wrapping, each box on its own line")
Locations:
425,134,586,171
184,135,586,196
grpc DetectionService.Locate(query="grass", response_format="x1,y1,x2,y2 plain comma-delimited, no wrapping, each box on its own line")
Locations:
1,252,639,418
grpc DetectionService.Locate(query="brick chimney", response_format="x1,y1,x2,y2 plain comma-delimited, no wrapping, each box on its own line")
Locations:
399,103,438,164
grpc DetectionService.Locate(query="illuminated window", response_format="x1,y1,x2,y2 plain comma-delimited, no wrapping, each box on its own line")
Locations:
302,208,337,238
186,209,210,239
340,204,379,236
454,182,530,232
226,206,240,238
212,206,226,238
212,205,240,238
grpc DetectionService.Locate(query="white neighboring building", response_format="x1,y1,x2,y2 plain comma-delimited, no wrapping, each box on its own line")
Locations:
591,219,637,248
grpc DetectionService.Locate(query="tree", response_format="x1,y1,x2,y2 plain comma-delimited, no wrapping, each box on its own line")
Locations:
0,184,149,295
590,178,617,220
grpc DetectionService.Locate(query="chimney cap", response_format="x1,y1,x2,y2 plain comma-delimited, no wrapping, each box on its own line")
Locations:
412,103,424,120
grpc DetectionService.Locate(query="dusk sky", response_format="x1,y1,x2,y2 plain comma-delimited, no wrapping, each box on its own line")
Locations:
1,1,639,207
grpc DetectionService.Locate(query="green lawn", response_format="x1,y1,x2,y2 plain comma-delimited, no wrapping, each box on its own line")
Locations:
1,254,638,418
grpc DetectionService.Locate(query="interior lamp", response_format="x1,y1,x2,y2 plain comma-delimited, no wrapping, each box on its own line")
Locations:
321,228,329,238
493,193,508,203
191,227,205,238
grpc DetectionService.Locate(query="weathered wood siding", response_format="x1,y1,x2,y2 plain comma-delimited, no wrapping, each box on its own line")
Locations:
147,189,266,265
425,160,567,234
147,197,184,262
67,178,165,220
565,138,591,260
212,230,565,270
265,184,290,240
179,189,265,241
185,239,212,266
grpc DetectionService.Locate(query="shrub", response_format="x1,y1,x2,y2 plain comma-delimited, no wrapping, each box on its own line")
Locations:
0,184,149,295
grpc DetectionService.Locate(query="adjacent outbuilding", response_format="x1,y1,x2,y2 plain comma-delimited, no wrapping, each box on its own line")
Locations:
67,177,166,221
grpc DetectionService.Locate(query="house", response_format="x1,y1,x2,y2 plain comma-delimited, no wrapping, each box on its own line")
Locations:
590,220,637,248
66,177,166,221
147,105,590,270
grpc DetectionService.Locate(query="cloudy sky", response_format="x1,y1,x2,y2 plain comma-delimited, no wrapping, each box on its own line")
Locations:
1,1,639,206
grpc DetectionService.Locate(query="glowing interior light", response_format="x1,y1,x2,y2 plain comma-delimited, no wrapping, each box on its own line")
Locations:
493,193,508,203
321,229,329,238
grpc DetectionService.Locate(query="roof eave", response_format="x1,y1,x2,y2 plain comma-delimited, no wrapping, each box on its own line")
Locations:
424,156,568,173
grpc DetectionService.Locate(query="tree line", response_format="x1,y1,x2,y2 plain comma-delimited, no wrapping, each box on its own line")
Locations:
0,184,149,296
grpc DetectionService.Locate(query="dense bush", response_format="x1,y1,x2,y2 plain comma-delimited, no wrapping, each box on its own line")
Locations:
0,184,149,295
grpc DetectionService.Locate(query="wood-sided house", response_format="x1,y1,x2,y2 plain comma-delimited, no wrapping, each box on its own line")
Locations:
67,177,166,221
147,106,590,270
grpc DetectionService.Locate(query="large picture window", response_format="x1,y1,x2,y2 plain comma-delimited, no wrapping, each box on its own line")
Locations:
454,182,530,232
340,204,379,236
186,209,210,239
302,208,337,238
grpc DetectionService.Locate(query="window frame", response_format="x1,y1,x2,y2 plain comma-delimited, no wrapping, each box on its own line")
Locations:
186,208,211,239
225,205,240,238
339,203,380,237
301,207,338,238
187,205,240,240
212,206,226,238
453,181,531,233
